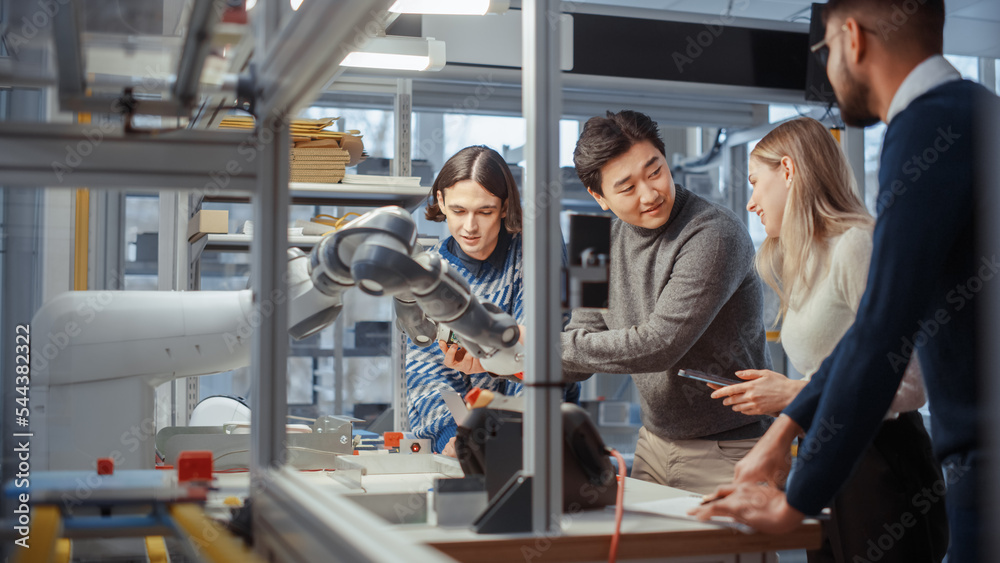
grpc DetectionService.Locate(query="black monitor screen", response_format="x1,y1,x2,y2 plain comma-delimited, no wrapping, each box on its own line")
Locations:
567,214,611,266
571,13,809,91
805,3,838,103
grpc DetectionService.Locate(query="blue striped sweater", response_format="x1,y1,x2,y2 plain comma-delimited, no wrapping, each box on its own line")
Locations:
405,233,525,453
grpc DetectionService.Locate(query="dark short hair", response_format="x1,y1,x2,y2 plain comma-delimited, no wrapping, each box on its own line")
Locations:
573,110,666,196
425,145,522,234
824,0,944,54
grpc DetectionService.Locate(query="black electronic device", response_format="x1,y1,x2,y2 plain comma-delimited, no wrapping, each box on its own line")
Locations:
567,214,611,266
455,402,618,532
566,213,611,309
571,14,810,90
805,3,838,103
677,368,741,387
455,408,523,500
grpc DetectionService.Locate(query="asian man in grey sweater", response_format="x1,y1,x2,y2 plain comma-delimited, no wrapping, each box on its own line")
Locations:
562,110,772,494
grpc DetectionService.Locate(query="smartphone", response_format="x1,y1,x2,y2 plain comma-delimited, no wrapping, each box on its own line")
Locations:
677,369,741,387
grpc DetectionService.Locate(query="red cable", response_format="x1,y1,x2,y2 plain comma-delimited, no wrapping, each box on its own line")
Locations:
608,449,626,563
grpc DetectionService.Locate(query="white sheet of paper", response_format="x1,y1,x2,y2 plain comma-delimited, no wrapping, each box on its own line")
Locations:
623,495,755,534
440,388,469,425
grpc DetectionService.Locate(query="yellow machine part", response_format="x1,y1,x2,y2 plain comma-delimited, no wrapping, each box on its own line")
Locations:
169,503,266,563
146,536,169,563
13,506,62,563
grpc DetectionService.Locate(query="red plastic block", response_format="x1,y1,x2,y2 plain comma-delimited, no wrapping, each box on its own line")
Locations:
96,457,114,475
177,450,214,483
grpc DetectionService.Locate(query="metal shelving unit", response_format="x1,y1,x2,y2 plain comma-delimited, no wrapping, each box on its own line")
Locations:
199,180,428,207
187,181,428,258
199,232,438,253
183,75,427,445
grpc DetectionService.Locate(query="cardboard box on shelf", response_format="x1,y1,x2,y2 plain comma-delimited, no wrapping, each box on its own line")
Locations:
187,209,229,241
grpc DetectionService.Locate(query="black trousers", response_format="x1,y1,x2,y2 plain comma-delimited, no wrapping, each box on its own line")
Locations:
807,411,949,563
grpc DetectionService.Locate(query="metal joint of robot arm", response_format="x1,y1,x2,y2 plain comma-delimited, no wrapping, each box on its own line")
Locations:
393,294,438,347
301,206,524,375
408,253,524,376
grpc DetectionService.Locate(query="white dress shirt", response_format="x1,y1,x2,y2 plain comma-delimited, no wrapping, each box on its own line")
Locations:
885,54,962,124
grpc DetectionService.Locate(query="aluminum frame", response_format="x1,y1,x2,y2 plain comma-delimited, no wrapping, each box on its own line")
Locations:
522,0,563,533
724,143,750,227
839,127,865,200
249,115,290,476
253,467,451,563
172,0,222,109
335,62,818,107
87,190,125,291
0,123,258,192
255,1,397,118
51,0,85,102
392,78,413,177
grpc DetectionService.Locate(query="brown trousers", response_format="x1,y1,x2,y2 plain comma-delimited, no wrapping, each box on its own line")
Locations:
630,426,759,495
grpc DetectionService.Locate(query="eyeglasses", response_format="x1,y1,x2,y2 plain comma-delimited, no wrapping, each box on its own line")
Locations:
810,23,873,67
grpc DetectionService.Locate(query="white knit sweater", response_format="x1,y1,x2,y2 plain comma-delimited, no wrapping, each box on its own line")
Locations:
781,226,925,416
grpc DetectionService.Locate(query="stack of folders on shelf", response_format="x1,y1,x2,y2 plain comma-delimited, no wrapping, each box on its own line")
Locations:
341,174,422,187
290,144,351,183
219,115,366,184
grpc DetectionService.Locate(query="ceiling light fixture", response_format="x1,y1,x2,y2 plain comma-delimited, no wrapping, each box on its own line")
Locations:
340,36,446,72
388,0,509,16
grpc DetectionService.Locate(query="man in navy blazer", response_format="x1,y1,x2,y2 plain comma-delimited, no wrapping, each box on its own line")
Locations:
692,1,997,561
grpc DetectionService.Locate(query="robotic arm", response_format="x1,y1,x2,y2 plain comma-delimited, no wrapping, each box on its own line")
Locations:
294,206,524,375
33,207,523,471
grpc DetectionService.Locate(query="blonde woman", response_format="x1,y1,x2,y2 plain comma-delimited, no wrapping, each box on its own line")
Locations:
710,118,947,563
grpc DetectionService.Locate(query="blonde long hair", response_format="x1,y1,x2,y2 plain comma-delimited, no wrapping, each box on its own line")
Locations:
752,117,873,326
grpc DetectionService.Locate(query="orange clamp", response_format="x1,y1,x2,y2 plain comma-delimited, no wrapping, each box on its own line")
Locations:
384,432,403,449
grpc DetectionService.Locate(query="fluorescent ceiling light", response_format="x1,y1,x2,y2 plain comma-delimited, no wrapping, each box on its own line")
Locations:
389,0,509,15
341,52,434,72
340,36,446,72
290,0,303,10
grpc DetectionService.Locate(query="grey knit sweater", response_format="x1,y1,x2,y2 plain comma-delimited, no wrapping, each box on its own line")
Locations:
561,186,772,441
